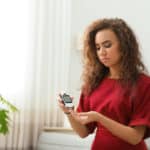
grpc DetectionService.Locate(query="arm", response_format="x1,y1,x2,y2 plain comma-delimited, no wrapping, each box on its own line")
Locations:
97,113,146,145
67,113,90,138
77,111,146,145
58,98,90,138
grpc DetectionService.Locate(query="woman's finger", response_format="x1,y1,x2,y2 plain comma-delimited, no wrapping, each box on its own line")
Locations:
57,95,62,101
80,116,89,119
70,96,74,101
78,112,89,116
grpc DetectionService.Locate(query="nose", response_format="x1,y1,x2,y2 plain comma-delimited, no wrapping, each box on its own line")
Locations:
99,47,106,56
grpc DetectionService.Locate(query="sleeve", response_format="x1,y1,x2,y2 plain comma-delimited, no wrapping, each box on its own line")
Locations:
128,84,150,139
76,93,96,134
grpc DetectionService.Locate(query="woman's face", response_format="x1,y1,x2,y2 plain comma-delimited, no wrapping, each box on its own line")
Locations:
95,29,121,69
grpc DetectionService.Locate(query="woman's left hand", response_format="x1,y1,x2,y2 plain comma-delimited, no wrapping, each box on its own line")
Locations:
71,111,99,125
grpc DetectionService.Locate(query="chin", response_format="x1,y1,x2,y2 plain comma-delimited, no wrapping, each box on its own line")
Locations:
102,62,118,68
102,63,111,67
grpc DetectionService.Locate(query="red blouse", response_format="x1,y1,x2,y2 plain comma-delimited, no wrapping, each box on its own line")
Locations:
77,74,150,150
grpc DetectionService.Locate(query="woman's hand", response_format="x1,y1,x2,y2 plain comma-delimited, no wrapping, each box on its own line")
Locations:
71,111,99,125
57,94,74,114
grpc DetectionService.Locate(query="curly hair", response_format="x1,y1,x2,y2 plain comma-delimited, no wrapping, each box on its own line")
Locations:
81,18,147,95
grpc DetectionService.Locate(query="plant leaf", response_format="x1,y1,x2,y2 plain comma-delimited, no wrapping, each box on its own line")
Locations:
0,95,18,134
0,95,18,112
0,109,9,134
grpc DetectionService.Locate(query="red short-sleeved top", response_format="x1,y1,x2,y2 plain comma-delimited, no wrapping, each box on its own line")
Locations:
77,73,150,150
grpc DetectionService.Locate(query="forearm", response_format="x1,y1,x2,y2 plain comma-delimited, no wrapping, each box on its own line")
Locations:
97,113,145,145
67,114,89,138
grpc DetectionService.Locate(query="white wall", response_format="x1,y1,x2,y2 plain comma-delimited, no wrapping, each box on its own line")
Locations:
69,0,150,103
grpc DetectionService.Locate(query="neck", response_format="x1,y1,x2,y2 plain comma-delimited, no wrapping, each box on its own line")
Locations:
108,68,120,79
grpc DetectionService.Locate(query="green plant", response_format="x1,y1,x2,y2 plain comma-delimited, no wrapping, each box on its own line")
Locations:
0,95,18,134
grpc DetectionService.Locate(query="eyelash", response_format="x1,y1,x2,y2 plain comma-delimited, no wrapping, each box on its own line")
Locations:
96,47,100,51
104,43,112,48
96,43,112,51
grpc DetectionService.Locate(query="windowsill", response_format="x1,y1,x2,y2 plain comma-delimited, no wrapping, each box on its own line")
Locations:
43,127,74,133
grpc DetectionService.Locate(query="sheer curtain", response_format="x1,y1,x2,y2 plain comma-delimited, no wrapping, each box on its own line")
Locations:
0,0,71,149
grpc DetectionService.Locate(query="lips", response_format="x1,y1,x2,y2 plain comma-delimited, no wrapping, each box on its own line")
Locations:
101,58,109,62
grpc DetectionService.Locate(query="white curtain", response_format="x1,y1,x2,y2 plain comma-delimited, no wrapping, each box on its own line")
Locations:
0,0,71,149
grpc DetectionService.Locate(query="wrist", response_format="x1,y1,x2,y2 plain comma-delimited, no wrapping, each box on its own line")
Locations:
64,112,71,115
97,113,106,124
96,112,102,122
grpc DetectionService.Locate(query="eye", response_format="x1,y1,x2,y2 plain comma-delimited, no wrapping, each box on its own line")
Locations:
96,47,100,51
103,42,112,48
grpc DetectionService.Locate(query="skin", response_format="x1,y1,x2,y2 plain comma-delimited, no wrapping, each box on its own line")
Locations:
95,29,121,79
58,29,146,145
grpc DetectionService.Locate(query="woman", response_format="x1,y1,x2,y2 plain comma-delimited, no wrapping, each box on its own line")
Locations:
58,18,150,150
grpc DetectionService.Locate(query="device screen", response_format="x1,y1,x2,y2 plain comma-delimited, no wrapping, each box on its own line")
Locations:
63,94,72,103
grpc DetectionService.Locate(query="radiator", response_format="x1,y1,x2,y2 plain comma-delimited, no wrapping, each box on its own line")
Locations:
37,127,150,150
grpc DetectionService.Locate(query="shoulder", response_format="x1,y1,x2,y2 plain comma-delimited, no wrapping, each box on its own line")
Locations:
138,73,150,85
136,73,150,92
131,73,150,105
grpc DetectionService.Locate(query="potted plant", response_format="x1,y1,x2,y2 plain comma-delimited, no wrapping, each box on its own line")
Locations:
0,95,18,134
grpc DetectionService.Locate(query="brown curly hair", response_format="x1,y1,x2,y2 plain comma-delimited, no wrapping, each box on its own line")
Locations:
81,18,147,95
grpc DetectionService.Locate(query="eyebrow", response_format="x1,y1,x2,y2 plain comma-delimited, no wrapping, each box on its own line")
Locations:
95,40,111,46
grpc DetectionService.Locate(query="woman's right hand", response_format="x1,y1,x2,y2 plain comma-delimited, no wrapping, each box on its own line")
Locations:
57,94,74,114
